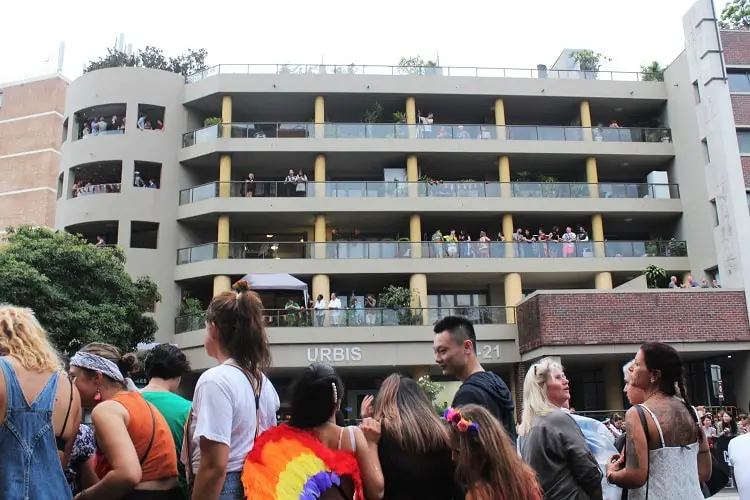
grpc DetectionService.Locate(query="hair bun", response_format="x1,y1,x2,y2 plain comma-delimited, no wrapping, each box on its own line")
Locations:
118,352,140,377
232,280,250,294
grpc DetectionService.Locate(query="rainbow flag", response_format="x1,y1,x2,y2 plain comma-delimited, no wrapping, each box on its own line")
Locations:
242,424,364,500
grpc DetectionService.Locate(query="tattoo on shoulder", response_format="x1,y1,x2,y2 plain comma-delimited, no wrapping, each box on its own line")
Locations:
625,427,640,469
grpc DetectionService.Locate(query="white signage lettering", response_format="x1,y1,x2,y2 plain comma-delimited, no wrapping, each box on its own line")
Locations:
307,347,362,363
479,345,502,360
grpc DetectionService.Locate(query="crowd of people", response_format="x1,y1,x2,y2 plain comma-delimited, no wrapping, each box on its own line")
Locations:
78,113,163,139
0,284,742,499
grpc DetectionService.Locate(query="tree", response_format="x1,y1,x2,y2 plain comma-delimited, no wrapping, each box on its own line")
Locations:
570,50,612,71
719,0,750,29
85,45,209,76
0,226,160,355
640,61,665,82
396,56,437,75
417,375,449,414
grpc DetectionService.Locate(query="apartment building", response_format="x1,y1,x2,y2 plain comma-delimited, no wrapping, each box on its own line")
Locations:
0,74,69,231
54,0,750,416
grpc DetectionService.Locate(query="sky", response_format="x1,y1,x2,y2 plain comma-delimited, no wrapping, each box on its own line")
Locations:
0,0,733,84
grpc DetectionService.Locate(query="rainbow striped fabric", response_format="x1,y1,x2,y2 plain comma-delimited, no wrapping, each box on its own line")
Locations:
242,423,364,500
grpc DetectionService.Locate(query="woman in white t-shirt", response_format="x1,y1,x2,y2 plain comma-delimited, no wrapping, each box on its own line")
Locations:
183,280,280,500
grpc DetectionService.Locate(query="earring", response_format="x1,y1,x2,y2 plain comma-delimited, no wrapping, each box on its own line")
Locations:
94,388,102,402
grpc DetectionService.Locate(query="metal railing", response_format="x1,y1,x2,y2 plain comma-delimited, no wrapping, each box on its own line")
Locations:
176,240,688,264
174,305,513,333
73,183,122,197
185,63,654,83
180,122,673,147
178,181,680,204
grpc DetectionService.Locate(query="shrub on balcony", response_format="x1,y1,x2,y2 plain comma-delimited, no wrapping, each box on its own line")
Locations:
379,285,422,325
180,297,204,316
204,117,222,127
644,264,668,288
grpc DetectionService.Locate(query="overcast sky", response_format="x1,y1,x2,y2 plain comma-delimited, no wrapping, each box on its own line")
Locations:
0,0,731,83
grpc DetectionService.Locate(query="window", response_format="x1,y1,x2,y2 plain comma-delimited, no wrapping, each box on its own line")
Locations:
701,138,710,163
693,80,701,104
130,221,159,249
710,199,719,227
580,369,605,411
737,130,750,154
728,71,750,92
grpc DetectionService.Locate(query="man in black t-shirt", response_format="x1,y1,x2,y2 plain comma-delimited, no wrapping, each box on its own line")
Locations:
433,316,517,441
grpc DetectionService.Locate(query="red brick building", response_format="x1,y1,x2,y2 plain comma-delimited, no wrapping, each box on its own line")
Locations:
0,74,69,231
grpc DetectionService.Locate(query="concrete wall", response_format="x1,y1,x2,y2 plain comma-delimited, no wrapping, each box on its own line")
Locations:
56,67,188,341
664,53,719,278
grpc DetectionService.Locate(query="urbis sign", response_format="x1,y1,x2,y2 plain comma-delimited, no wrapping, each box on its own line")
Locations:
306,347,363,363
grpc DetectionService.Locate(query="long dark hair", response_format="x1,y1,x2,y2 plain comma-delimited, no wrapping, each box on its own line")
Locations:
289,363,344,429
205,283,271,379
640,342,695,419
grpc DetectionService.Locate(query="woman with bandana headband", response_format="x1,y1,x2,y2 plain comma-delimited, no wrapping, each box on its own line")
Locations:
68,343,181,500
0,305,82,500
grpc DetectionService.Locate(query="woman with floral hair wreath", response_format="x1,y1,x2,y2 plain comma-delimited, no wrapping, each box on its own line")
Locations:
444,405,541,500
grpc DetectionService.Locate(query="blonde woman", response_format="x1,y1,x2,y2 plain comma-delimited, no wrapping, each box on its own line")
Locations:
518,357,603,500
0,305,82,499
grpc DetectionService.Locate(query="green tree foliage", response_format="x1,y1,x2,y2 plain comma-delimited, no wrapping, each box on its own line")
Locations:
720,0,750,29
417,375,449,414
0,227,160,355
397,56,437,75
85,45,209,76
570,50,612,71
640,61,665,82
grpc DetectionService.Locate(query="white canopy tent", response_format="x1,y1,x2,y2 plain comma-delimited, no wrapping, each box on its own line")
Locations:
239,273,309,305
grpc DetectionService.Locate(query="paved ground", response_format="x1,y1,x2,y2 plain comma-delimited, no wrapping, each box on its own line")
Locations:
715,489,740,499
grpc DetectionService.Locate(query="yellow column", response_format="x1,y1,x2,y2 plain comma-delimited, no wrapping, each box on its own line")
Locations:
499,155,511,197
213,275,231,296
406,97,417,138
314,214,326,259
595,272,613,290
221,95,232,139
502,214,515,258
314,96,325,138
580,99,592,141
406,154,419,197
603,360,624,411
314,154,326,198
312,274,330,306
219,154,231,197
585,157,599,198
495,98,506,140
217,215,230,259
591,213,605,256
410,214,422,258
504,273,522,324
410,273,429,324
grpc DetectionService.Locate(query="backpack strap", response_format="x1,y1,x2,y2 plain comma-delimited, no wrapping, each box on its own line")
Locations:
634,405,651,500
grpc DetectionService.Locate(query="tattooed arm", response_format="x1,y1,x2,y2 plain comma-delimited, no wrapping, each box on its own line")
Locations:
608,406,649,488
696,418,712,482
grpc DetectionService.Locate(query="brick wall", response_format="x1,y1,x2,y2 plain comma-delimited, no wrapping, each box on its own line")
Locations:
517,291,750,354
0,77,68,121
742,157,750,188
732,95,750,126
722,30,750,66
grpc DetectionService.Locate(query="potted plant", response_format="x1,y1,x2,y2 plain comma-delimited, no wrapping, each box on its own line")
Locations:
539,175,559,197
417,375,449,415
199,117,222,142
643,264,667,288
456,178,481,197
378,285,416,325
362,102,384,138
570,50,612,80
424,60,443,76
178,297,205,332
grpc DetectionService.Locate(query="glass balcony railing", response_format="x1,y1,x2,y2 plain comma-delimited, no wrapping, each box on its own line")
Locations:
73,183,122,197
178,181,680,204
174,305,513,333
185,63,654,83
176,240,687,264
180,123,674,147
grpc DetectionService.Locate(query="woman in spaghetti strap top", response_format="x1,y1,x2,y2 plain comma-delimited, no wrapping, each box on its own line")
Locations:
69,343,180,500
606,343,712,500
0,305,82,500
288,363,384,499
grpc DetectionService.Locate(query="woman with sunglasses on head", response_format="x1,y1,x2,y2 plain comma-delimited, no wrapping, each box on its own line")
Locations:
0,305,82,500
68,342,180,500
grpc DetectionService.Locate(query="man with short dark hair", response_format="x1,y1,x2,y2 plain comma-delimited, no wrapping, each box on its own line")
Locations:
433,316,516,441
142,343,192,499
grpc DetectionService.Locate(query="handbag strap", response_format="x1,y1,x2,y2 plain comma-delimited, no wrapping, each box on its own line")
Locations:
140,400,157,466
226,362,263,440
634,405,650,500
